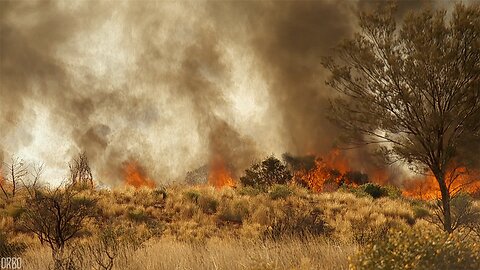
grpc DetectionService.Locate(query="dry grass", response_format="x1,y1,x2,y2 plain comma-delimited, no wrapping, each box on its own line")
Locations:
2,184,479,269
21,237,355,270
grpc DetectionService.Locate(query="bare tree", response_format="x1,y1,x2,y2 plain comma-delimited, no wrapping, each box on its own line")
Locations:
19,182,98,269
69,153,94,188
323,4,480,232
0,157,28,199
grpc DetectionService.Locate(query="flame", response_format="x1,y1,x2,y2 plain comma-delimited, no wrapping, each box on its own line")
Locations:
402,167,480,199
291,150,480,198
294,149,362,191
208,156,235,188
122,160,156,189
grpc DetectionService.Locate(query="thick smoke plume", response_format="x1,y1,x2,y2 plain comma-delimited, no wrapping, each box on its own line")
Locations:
0,0,453,186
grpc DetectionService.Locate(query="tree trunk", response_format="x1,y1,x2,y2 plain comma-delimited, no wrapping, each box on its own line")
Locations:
436,173,453,233
52,246,65,270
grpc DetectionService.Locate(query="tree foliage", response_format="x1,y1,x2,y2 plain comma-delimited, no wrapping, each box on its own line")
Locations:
240,156,292,190
324,3,480,232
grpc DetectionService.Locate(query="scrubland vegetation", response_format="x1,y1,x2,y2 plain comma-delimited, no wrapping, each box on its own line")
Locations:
1,179,479,270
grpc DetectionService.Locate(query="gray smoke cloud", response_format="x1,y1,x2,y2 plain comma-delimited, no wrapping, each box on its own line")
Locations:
0,0,453,186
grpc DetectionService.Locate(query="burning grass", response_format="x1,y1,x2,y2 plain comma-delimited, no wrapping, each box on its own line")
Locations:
122,160,156,189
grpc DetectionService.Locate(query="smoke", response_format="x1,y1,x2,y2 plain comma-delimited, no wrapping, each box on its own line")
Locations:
0,0,452,186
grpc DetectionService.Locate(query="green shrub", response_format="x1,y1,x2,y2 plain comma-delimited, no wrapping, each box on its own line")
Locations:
268,185,293,200
361,183,389,199
350,227,480,270
240,156,292,191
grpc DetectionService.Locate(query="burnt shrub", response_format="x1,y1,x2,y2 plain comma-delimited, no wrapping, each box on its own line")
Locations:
240,156,292,191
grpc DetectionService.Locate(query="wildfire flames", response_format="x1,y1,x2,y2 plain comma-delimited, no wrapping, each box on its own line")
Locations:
291,149,480,199
402,167,480,199
122,161,156,189
293,149,369,192
208,156,235,188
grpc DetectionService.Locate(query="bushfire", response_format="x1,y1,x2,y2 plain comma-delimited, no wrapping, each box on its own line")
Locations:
208,156,235,188
291,149,369,192
403,167,480,200
122,160,156,189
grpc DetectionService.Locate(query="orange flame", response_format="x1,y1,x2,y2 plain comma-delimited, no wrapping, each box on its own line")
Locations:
293,150,480,199
294,149,362,191
208,156,235,188
122,161,156,189
402,167,480,199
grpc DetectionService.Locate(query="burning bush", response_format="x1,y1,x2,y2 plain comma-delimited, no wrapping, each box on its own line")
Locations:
240,156,292,191
285,152,371,192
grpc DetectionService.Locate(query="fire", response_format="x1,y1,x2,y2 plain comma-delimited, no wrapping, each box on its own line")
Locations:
122,160,156,189
208,156,235,188
293,149,365,191
402,167,480,199
292,149,480,199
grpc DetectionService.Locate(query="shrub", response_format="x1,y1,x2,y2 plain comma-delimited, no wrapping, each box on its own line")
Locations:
383,185,402,199
350,227,480,270
197,195,219,214
0,232,26,257
127,209,150,223
413,206,431,219
240,156,292,191
268,185,293,200
237,186,262,196
266,206,331,239
184,190,201,203
218,200,249,224
361,183,388,199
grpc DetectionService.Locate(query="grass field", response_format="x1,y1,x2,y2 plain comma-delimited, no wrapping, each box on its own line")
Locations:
1,184,480,269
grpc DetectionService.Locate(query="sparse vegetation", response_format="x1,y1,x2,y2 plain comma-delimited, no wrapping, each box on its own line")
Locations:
351,226,480,270
0,176,477,269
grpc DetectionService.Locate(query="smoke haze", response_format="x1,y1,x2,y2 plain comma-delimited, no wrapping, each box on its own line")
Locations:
0,0,455,185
